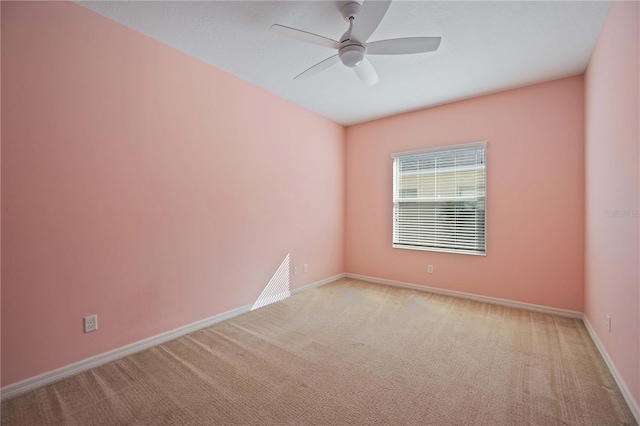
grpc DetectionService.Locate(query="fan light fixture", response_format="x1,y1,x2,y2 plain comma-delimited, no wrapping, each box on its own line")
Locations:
339,45,365,67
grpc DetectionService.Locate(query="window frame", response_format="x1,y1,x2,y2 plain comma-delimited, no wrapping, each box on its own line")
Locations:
391,141,487,256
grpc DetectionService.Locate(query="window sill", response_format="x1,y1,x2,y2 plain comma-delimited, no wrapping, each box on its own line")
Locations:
392,244,486,256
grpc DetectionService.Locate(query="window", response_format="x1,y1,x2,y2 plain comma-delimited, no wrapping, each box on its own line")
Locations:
392,142,486,255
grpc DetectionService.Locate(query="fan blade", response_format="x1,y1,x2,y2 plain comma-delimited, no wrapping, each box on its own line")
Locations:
271,24,341,49
367,37,441,55
350,0,392,44
354,57,379,86
294,54,340,80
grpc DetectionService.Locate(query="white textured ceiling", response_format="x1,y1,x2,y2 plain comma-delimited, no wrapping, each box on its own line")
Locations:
77,1,610,125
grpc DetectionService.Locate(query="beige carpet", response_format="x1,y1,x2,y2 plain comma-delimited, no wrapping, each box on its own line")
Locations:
2,278,636,425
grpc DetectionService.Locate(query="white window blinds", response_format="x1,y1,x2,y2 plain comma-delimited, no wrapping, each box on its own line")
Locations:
392,142,486,255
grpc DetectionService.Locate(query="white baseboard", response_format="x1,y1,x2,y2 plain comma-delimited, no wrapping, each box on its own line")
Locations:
0,303,252,401
583,317,640,424
0,273,345,401
345,273,583,319
292,273,345,295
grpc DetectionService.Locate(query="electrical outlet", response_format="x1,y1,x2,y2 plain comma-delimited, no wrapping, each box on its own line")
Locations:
84,314,98,333
294,265,299,275
606,314,611,332
303,264,308,273
428,265,434,274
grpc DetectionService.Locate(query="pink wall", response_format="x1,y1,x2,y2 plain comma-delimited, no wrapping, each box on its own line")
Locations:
346,76,585,312
1,1,345,386
1,0,3,379
584,0,639,407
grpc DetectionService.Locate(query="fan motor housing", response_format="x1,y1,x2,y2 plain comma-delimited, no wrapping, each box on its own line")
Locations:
339,44,365,67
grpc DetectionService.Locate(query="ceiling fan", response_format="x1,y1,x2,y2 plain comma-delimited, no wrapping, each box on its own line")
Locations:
270,1,441,86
